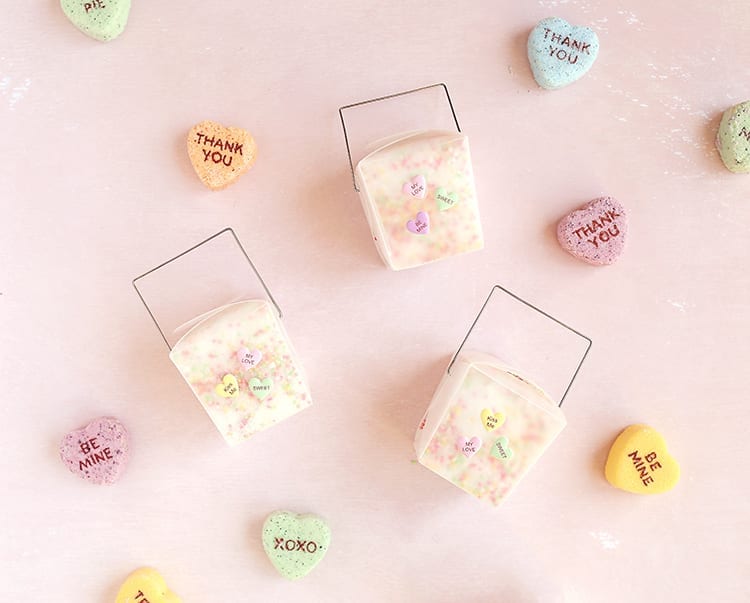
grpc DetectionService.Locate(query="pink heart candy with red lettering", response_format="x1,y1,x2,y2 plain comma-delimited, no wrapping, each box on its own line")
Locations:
237,347,262,368
457,436,482,458
557,196,628,265
59,417,129,485
402,175,427,199
406,211,430,235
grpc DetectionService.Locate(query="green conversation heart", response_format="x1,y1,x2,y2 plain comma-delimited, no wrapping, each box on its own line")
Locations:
249,377,273,400
60,0,131,42
262,511,331,580
435,187,460,211
491,436,514,461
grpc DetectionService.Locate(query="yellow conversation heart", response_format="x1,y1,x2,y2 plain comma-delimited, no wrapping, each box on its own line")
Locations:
480,408,505,432
604,424,680,494
215,374,239,398
115,567,181,603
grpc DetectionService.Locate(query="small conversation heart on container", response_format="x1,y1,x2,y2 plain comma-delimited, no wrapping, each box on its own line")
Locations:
457,436,482,458
716,101,750,174
491,436,514,461
60,0,131,42
557,196,627,265
237,347,262,369
262,510,331,580
187,120,258,190
59,417,129,485
527,17,599,90
605,424,680,494
215,374,239,398
249,377,273,400
435,188,459,211
115,567,181,603
403,175,427,199
481,409,505,432
406,211,430,235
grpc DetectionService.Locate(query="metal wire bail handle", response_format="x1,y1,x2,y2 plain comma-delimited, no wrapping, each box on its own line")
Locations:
339,82,462,192
446,285,593,408
132,227,283,351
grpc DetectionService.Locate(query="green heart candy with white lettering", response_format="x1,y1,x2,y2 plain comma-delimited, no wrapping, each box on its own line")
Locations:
60,0,131,42
262,511,331,580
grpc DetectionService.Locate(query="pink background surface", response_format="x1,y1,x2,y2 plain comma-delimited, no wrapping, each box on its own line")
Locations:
2,1,749,601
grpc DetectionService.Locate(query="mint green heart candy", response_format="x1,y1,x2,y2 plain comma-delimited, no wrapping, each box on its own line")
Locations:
249,377,273,400
60,0,131,42
435,187,460,211
491,436,514,461
716,101,750,174
262,511,331,580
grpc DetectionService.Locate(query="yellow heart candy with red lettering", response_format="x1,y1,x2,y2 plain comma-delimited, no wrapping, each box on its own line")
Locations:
604,424,680,494
215,374,239,398
187,120,258,190
115,567,181,603
480,408,505,432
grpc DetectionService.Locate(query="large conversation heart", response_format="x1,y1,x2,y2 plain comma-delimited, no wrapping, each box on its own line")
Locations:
457,436,482,458
262,510,331,580
215,374,239,398
60,0,131,42
557,196,627,265
59,417,129,485
716,100,750,174
115,567,181,603
481,409,505,432
527,17,599,90
249,377,274,400
237,347,263,369
604,424,680,494
402,175,427,198
187,120,258,190
406,211,430,235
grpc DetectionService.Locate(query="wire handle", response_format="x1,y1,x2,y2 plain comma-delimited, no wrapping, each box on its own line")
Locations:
339,83,461,192
132,228,282,351
447,285,592,408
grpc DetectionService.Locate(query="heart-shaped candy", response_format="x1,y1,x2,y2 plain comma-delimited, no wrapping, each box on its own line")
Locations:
716,100,750,174
557,196,627,265
60,0,131,42
262,510,331,580
406,211,430,235
480,409,505,432
457,436,482,458
402,175,427,199
435,187,459,211
187,120,258,190
605,424,680,494
59,417,129,485
527,17,599,90
237,347,263,369
249,377,273,400
491,436,514,461
215,374,239,398
115,567,181,603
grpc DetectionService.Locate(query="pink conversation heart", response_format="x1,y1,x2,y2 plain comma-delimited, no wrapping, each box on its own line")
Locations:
557,196,628,265
237,347,262,368
59,417,129,485
457,435,482,458
402,175,427,199
406,211,430,235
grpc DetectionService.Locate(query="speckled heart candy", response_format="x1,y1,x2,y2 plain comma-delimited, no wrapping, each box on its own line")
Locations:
59,417,129,485
115,567,181,603
557,196,628,265
187,120,258,190
60,0,131,42
527,17,599,90
262,511,331,580
716,100,750,174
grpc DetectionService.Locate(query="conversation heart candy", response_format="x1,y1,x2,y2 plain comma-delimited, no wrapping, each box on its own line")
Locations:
406,211,430,235
60,0,131,42
457,435,482,458
604,424,680,494
527,17,599,90
491,436,514,461
115,567,181,603
215,374,239,398
59,417,129,485
480,409,505,432
249,377,273,400
187,120,258,190
435,187,459,211
557,196,627,265
716,101,750,174
262,511,331,580
402,175,427,198
237,347,262,369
